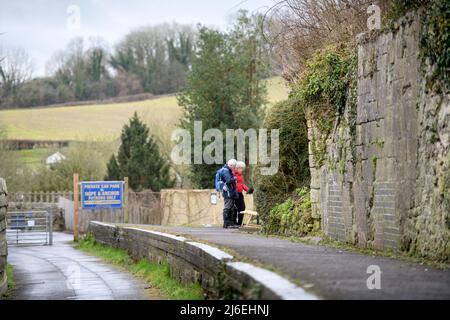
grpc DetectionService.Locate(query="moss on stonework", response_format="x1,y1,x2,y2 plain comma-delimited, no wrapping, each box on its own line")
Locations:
371,155,378,170
439,153,450,203
0,264,15,300
419,0,450,93
385,1,449,93
370,138,385,149
338,159,346,175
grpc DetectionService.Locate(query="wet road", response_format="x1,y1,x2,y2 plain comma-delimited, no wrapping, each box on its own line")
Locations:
8,232,156,300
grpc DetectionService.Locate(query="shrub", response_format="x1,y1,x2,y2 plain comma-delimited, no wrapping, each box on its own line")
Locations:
31,141,116,192
263,187,319,237
292,45,357,167
254,98,310,223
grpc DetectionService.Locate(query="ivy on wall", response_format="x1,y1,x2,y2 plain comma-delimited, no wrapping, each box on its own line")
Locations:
292,45,357,168
386,0,449,93
419,0,450,93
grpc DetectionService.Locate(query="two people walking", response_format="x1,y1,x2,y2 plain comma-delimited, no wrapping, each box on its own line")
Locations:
217,159,249,229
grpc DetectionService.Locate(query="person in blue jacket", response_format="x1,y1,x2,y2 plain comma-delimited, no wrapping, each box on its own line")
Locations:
220,159,239,228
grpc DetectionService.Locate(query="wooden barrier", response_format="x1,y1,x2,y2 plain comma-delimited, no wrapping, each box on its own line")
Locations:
9,191,73,204
59,191,161,233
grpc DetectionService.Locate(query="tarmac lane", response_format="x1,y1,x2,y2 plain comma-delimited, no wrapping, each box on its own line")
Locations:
7,232,157,300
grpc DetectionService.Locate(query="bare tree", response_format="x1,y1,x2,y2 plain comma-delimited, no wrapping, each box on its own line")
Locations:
0,47,34,99
0,33,4,64
263,0,391,80
110,22,197,94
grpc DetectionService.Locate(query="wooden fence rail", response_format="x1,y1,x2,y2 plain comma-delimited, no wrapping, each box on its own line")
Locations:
59,190,162,233
9,191,73,204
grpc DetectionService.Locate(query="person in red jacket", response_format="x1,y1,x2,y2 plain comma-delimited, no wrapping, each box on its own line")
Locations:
234,161,249,226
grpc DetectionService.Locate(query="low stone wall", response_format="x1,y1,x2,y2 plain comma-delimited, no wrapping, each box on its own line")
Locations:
0,178,8,296
160,189,254,226
88,221,316,300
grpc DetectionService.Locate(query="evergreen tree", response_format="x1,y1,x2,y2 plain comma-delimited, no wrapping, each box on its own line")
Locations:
177,11,269,188
105,113,174,191
105,155,121,181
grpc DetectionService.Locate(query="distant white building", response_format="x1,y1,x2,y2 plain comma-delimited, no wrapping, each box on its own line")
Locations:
46,152,66,167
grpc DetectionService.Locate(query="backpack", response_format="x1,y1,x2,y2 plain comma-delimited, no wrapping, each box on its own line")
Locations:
215,167,225,192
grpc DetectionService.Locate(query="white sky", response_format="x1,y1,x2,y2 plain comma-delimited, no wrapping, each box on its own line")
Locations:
0,0,276,76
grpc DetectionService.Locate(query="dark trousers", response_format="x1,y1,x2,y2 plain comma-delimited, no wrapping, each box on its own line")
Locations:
223,197,235,227
235,193,246,225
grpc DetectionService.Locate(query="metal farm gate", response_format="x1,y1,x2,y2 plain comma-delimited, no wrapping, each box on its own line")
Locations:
6,210,53,246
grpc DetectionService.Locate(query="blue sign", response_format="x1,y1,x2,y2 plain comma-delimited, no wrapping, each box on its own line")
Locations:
81,181,124,210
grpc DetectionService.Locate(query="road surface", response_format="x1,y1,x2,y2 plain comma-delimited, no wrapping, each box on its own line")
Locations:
8,232,157,300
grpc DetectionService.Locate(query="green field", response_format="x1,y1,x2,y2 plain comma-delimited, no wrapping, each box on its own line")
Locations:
0,77,288,142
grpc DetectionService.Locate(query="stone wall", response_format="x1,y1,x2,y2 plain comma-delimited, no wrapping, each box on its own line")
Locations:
0,178,8,295
309,13,449,261
88,221,317,300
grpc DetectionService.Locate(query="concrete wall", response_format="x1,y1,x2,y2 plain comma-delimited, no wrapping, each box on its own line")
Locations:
309,13,449,260
160,189,254,226
88,221,316,300
0,178,8,295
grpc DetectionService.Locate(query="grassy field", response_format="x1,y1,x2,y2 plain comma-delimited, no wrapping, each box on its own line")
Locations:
10,148,64,168
0,77,289,143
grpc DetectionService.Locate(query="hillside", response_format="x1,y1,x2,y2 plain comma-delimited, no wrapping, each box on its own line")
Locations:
0,77,288,143
0,77,289,167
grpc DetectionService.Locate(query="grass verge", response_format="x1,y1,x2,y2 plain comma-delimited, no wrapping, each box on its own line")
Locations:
1,264,16,300
76,235,204,300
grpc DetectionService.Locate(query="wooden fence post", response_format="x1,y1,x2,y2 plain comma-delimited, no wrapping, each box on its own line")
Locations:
73,173,79,241
124,177,129,224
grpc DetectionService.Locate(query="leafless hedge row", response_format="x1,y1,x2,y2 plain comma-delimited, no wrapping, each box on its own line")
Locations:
263,0,393,80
